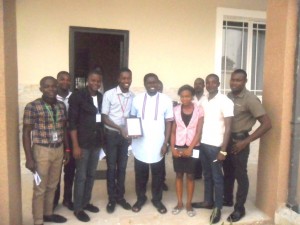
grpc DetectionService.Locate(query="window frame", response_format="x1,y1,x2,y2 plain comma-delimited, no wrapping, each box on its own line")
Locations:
215,8,266,95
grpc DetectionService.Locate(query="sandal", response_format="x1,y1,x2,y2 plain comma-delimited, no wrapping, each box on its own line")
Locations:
187,208,196,217
152,201,167,214
172,206,183,215
132,197,147,213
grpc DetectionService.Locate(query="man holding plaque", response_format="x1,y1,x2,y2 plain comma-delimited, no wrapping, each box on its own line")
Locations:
130,73,174,214
101,68,134,213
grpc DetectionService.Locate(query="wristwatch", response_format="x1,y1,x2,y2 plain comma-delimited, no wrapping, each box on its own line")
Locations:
220,151,227,156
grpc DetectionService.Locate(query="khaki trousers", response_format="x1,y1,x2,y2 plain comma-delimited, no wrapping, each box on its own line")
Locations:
32,144,64,224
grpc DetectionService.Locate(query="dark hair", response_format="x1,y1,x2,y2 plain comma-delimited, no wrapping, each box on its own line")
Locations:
206,73,219,82
143,73,158,84
177,84,195,96
40,76,57,86
119,67,132,75
87,70,102,78
57,71,70,79
194,77,204,83
232,69,247,78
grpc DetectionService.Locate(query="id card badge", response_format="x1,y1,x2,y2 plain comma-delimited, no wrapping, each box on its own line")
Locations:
192,149,200,159
51,130,58,142
121,116,126,125
96,113,101,123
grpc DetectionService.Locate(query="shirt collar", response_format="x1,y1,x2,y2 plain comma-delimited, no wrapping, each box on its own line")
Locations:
56,91,72,100
116,85,131,97
229,88,247,98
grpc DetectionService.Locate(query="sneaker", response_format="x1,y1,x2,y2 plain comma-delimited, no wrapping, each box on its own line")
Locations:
74,210,90,222
83,203,99,213
43,214,67,223
106,201,116,213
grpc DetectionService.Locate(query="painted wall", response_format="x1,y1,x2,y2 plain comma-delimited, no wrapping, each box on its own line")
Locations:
16,0,267,92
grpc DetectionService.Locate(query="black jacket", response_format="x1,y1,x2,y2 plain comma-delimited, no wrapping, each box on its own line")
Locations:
68,88,103,149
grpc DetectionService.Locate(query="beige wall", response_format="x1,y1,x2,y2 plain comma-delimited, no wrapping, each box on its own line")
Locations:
16,0,267,89
256,0,297,217
0,0,22,224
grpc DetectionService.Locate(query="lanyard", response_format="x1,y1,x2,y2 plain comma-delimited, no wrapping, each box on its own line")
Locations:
44,103,59,129
117,93,129,117
142,93,159,120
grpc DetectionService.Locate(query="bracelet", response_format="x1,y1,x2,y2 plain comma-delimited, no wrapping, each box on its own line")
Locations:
220,151,227,156
65,149,71,153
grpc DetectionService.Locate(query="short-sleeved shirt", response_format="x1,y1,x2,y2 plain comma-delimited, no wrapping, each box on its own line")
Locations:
101,85,134,131
228,88,266,133
201,92,234,147
23,98,66,144
131,92,174,163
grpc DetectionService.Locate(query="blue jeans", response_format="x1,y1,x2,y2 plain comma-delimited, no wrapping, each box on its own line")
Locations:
105,129,129,202
73,147,100,211
200,143,223,209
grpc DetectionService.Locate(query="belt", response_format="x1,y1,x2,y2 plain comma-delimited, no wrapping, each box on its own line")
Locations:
36,142,62,148
105,128,120,134
231,131,249,140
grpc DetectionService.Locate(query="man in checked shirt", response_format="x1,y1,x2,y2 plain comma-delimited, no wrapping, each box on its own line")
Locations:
23,76,70,225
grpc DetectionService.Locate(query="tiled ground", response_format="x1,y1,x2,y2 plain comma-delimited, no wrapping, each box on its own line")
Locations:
21,138,273,225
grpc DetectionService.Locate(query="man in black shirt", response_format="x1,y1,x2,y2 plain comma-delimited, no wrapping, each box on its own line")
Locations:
69,70,103,222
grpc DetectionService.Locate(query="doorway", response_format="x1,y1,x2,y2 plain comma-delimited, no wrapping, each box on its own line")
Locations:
69,26,129,92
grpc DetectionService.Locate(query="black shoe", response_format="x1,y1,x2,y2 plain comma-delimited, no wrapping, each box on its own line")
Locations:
106,201,116,213
84,203,99,213
223,200,233,207
62,200,74,211
43,214,67,223
117,199,131,210
210,208,221,224
74,210,90,222
162,182,168,191
227,210,245,222
194,175,202,180
191,201,214,209
151,200,167,214
132,197,147,213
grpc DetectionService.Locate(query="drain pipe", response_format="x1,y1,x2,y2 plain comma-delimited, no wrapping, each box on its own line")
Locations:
287,0,300,213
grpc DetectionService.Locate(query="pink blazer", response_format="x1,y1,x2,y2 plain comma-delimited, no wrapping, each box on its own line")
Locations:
173,104,204,146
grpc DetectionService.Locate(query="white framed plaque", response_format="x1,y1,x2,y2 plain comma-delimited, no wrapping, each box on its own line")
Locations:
126,118,143,137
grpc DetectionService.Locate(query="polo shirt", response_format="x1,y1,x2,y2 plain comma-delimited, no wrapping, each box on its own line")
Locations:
228,88,266,133
101,85,134,131
201,92,234,147
23,99,66,144
130,92,174,163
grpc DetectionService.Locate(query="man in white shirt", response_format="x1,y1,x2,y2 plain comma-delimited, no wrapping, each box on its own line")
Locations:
101,68,134,213
130,73,174,214
192,74,233,224
53,71,74,211
193,77,206,180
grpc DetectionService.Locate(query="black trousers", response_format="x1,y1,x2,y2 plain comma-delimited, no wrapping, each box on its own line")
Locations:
134,157,164,203
194,158,202,178
223,135,250,212
54,152,76,205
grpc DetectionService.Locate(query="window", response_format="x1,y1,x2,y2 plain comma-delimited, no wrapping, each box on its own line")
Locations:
215,8,266,96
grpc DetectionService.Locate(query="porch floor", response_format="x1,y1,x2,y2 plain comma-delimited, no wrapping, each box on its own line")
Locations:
21,140,273,225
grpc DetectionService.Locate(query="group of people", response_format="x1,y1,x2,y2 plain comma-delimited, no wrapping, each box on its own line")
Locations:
23,68,271,225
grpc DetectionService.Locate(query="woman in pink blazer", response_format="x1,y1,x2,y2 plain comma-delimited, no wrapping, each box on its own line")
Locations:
170,85,204,217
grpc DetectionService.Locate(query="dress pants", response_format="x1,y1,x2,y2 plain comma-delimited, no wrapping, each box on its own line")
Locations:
32,144,64,225
134,157,164,203
105,129,129,202
223,138,250,212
